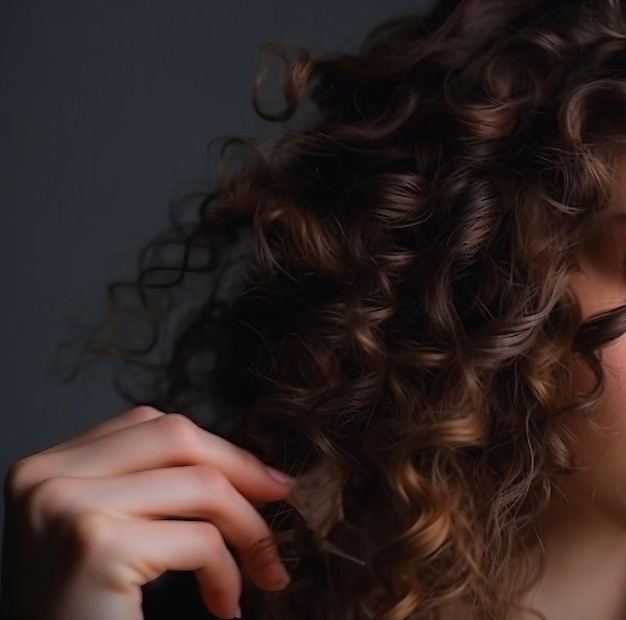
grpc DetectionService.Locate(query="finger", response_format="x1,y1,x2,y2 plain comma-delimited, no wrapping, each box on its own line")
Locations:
7,407,167,499
31,467,291,591
34,413,294,503
68,514,244,620
37,406,165,456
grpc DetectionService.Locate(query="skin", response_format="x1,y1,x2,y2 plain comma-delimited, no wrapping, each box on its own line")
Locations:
3,406,294,620
512,152,626,620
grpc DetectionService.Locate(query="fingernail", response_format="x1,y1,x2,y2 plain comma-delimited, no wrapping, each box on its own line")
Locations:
270,562,292,589
232,604,242,618
265,466,294,485
278,565,292,587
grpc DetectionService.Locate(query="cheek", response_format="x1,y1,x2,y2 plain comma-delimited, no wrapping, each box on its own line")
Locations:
565,334,626,525
558,236,626,524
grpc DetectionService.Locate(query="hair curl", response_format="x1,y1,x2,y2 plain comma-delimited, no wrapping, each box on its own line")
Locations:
53,0,626,618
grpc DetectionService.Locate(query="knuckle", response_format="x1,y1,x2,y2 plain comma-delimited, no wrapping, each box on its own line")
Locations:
191,465,230,495
5,457,45,499
24,477,78,529
236,447,261,470
198,521,226,555
248,533,280,565
70,512,116,555
68,514,128,592
126,405,164,424
5,459,30,499
158,413,198,446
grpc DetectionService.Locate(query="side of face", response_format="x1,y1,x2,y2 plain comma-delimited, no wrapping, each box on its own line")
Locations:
560,153,626,528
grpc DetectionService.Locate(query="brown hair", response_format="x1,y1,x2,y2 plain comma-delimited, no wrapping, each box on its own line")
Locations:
54,0,626,617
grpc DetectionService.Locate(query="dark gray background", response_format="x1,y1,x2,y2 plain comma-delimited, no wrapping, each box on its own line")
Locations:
0,0,434,587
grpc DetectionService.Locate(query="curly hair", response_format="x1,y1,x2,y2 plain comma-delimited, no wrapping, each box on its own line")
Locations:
53,0,626,618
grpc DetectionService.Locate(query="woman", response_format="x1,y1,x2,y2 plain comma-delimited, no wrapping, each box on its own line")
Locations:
3,0,626,618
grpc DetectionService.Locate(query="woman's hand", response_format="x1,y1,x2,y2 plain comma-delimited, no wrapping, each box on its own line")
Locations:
3,406,294,620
